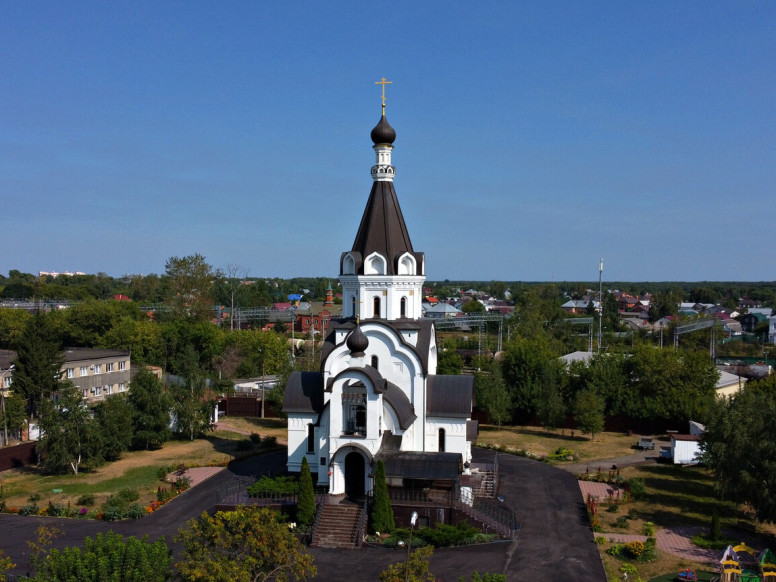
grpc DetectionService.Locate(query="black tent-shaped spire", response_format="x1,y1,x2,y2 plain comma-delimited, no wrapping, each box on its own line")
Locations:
347,115,421,276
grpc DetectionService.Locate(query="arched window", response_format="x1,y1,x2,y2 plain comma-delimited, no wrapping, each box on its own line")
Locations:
438,428,446,452
370,355,378,370
400,296,407,318
307,424,315,453
342,254,356,275
373,296,381,318
351,296,357,318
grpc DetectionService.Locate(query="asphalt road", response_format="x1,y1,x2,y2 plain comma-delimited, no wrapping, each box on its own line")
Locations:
0,448,606,581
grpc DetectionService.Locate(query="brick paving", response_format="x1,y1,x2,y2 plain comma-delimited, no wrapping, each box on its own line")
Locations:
579,480,624,502
579,480,720,566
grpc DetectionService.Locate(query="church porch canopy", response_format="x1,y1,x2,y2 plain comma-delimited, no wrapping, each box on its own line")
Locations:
377,450,462,482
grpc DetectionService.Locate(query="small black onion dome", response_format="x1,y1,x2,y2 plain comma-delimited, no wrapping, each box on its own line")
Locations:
370,115,396,145
346,324,369,357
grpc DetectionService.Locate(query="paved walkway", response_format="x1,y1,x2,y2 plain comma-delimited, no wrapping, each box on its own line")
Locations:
579,480,624,502
0,447,608,581
600,526,718,565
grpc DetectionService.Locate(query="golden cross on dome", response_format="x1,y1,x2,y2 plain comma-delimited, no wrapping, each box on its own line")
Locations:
375,77,392,114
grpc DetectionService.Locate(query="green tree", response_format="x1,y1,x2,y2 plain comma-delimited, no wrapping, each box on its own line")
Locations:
535,383,566,432
0,307,31,349
500,336,566,424
128,368,171,450
648,290,681,322
437,348,464,375
0,392,26,445
701,376,776,523
626,346,718,424
164,254,220,321
379,546,435,582
100,318,165,366
35,532,172,582
12,313,64,425
574,388,605,440
370,460,395,534
297,457,315,527
175,506,316,582
38,382,99,474
93,394,133,462
475,367,512,427
461,299,485,313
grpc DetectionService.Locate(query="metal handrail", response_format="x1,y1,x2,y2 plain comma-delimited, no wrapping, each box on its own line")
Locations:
354,493,371,547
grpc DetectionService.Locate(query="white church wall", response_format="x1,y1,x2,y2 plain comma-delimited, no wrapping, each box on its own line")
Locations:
287,414,317,472
426,417,471,463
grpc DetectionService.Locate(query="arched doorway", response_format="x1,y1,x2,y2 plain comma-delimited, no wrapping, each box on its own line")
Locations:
344,451,366,499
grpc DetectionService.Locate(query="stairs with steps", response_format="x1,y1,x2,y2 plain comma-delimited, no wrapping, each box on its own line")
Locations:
310,503,363,549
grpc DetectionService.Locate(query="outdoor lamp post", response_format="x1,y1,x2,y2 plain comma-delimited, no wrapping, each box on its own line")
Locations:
404,510,418,582
1,364,14,447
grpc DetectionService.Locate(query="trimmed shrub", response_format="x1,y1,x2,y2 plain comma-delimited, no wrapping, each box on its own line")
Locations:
247,476,299,497
249,432,261,444
297,457,315,526
370,460,394,534
76,493,95,506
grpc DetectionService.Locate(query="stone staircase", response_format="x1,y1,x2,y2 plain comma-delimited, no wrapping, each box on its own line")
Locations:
310,503,363,549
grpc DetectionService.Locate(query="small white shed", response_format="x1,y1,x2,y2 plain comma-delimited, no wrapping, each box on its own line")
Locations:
670,434,701,465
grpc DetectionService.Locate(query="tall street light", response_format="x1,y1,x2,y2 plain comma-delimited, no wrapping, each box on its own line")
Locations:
404,511,418,582
0,364,14,447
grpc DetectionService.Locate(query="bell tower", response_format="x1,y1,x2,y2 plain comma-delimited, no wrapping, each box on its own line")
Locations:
339,79,425,321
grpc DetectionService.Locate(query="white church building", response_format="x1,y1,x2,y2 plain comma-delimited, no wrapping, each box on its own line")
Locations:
284,99,477,498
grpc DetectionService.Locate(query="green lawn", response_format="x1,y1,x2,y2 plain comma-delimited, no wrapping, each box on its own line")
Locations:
0,428,262,511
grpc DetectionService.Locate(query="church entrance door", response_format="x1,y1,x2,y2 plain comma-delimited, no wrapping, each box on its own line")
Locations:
344,452,365,499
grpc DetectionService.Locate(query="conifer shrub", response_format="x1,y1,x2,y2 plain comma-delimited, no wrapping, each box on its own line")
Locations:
297,457,315,526
370,460,395,534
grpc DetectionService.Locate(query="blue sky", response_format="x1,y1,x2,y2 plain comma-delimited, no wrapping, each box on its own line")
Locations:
2,2,775,282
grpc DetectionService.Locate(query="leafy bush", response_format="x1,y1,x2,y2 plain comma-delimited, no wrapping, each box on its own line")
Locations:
247,475,299,497
125,503,146,519
627,478,646,500
594,536,607,545
547,447,576,460
262,436,277,447
115,488,139,504
47,501,67,517
101,505,124,522
386,523,482,548
18,504,38,516
614,516,629,528
156,465,175,481
607,503,620,513
249,432,261,444
642,521,655,536
624,540,645,558
76,493,95,506
28,493,41,503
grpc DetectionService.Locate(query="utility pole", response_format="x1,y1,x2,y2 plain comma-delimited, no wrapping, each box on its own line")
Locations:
597,258,603,351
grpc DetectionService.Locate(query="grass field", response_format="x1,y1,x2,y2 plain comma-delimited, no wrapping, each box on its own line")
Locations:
0,427,259,511
476,425,637,462
216,416,288,442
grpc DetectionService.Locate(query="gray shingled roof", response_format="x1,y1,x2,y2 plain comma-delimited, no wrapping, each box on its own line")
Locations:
383,382,416,430
426,375,474,418
345,180,424,276
377,450,462,480
282,371,324,414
